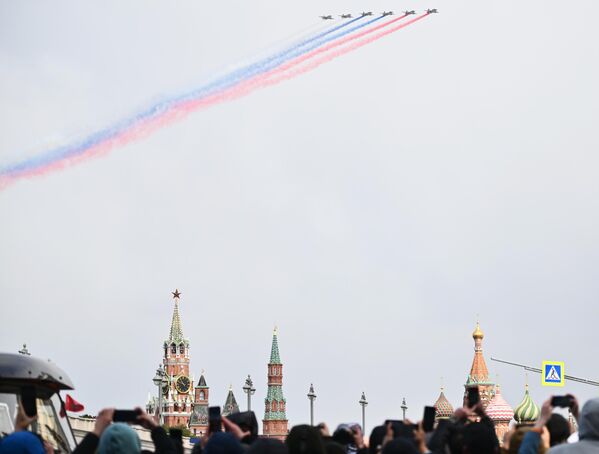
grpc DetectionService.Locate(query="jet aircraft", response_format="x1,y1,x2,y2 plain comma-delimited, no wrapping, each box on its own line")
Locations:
361,11,373,16
404,10,416,15
381,11,394,16
426,9,438,13
320,15,334,20
340,13,353,18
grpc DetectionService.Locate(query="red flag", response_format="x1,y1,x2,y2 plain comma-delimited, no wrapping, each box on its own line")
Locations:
64,394,84,412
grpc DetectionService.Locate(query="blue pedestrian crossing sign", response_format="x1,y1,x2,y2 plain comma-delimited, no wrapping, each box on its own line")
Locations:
542,361,565,387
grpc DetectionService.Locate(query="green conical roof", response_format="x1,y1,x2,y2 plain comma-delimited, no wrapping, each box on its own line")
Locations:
270,328,281,364
168,295,185,343
197,373,208,388
222,386,239,416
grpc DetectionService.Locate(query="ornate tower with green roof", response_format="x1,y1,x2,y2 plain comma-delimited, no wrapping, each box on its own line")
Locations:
162,290,193,428
263,328,288,439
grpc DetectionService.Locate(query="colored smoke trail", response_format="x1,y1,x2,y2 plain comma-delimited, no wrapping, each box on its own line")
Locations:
0,14,431,187
175,13,430,113
0,16,374,184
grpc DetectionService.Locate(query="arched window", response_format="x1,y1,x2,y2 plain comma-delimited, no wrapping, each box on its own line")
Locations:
179,344,185,354
200,391,205,400
171,343,176,354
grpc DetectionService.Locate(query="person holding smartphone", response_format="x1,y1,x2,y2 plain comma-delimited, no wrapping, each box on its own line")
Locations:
71,407,177,454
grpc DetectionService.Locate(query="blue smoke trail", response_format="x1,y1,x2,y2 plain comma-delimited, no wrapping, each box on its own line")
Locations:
2,15,386,176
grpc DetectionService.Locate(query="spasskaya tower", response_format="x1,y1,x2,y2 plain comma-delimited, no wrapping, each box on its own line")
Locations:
162,289,193,427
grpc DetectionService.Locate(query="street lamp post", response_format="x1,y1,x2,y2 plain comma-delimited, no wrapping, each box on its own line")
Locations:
242,375,256,411
307,384,316,425
152,365,167,425
359,392,368,434
401,398,408,421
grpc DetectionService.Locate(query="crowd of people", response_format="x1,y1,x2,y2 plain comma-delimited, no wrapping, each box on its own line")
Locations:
1,394,598,454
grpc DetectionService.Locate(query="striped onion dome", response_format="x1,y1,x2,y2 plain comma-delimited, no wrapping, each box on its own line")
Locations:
486,385,514,422
514,385,539,423
434,388,454,420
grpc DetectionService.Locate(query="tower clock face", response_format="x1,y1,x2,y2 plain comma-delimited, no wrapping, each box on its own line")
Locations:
175,375,191,394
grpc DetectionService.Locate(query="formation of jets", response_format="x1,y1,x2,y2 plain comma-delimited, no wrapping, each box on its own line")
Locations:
320,9,438,20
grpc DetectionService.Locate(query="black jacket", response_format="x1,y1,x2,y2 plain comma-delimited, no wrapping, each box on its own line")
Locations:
73,426,177,454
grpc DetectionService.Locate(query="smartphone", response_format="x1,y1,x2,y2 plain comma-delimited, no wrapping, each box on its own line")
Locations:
423,406,436,432
551,395,573,408
113,409,140,423
466,387,480,407
209,406,221,433
21,386,37,418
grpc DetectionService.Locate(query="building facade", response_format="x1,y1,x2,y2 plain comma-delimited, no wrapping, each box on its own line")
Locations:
262,328,288,439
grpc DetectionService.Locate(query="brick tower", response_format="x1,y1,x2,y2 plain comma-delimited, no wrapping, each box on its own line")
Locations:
162,290,193,427
463,322,495,408
262,328,288,439
189,372,209,436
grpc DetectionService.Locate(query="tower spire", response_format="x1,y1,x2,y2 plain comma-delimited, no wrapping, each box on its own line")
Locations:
169,289,185,343
263,327,288,439
270,327,281,364
467,321,489,383
464,320,494,408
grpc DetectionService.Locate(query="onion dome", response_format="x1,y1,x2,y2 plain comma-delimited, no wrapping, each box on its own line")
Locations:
434,387,454,420
486,385,514,422
472,322,484,340
514,385,539,424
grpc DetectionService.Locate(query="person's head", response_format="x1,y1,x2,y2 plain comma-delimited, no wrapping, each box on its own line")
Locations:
286,425,326,454
204,432,244,454
0,431,45,454
443,421,465,454
247,438,289,454
545,414,570,446
98,423,141,454
381,438,418,454
368,426,386,454
578,397,599,441
462,422,498,454
332,425,354,447
506,427,546,454
323,440,346,454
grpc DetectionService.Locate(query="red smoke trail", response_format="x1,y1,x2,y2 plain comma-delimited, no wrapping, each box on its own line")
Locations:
0,14,430,188
174,14,429,113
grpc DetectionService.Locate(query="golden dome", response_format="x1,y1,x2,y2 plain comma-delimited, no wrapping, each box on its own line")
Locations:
472,322,484,339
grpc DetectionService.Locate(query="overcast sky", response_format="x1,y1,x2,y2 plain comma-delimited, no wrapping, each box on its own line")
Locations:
1,0,598,432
